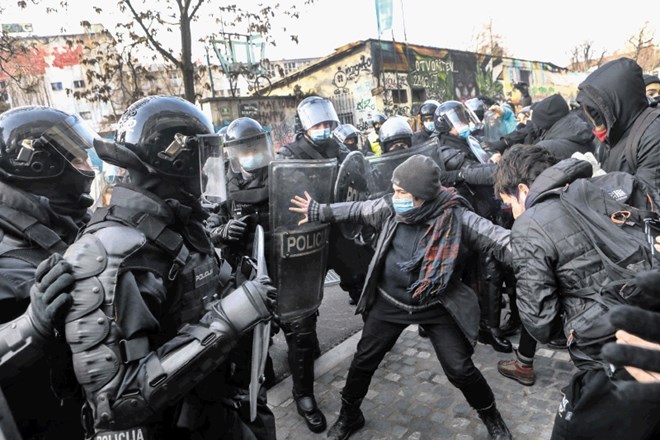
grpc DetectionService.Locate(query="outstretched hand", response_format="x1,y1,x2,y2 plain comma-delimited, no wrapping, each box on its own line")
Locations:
289,191,313,225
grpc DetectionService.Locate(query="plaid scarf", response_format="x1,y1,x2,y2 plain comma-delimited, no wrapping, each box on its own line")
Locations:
396,187,462,301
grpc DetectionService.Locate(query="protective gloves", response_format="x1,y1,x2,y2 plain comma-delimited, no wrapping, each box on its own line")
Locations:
27,253,75,338
210,216,248,244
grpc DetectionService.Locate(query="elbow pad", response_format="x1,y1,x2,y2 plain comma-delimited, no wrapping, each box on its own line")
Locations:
108,282,271,429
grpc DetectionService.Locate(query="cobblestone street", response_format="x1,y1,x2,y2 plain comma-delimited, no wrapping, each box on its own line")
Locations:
268,326,576,440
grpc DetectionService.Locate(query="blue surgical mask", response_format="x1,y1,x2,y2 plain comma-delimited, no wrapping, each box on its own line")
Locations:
239,154,265,171
309,128,331,142
458,127,471,139
423,121,435,133
392,197,415,214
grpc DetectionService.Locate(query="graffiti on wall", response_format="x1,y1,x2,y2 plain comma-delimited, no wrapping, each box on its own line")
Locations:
332,55,372,94
236,98,297,151
407,55,453,101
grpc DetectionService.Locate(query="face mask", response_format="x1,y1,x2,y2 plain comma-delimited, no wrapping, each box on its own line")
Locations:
309,128,331,142
392,197,415,214
239,154,265,171
458,127,471,139
593,127,607,143
422,121,435,133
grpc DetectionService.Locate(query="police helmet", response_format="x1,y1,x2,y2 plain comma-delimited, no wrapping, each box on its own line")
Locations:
224,117,273,173
296,96,339,131
464,97,488,121
0,106,99,181
419,100,440,118
96,96,216,178
434,100,480,136
370,112,387,129
332,124,360,151
379,116,413,153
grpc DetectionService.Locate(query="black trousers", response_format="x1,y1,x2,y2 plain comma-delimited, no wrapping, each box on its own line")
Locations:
281,313,319,397
551,368,660,440
342,309,495,411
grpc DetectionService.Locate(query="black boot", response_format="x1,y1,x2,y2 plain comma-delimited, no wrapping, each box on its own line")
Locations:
499,313,521,337
477,403,512,440
327,397,365,440
478,325,513,353
295,395,327,433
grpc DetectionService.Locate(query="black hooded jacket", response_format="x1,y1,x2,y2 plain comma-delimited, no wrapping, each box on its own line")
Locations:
534,110,597,159
512,159,621,369
577,57,660,190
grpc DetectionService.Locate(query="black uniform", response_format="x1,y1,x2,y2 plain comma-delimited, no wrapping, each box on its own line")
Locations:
277,133,373,421
0,181,86,440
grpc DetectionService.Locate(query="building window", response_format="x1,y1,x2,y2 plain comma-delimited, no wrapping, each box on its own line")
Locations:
411,88,425,103
73,80,86,89
79,111,92,120
390,89,408,104
51,82,64,91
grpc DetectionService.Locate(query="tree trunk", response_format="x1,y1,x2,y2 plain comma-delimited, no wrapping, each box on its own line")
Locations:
180,13,195,103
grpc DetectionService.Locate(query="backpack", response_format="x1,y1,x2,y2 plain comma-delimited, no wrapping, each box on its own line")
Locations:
559,171,660,311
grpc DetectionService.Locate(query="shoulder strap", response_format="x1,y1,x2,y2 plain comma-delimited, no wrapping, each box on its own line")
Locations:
0,205,68,254
89,206,190,281
287,139,326,160
624,106,660,169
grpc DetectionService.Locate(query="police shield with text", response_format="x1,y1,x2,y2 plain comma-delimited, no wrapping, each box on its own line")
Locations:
276,96,373,433
59,96,276,440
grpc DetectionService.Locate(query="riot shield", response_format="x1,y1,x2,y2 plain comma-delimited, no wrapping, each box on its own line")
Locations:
333,151,374,240
366,137,442,198
467,135,492,164
269,158,337,322
249,224,270,422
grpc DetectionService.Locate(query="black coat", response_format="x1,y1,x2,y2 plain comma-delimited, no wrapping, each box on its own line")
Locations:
578,57,660,190
535,111,597,159
318,196,511,344
277,132,350,162
511,159,624,369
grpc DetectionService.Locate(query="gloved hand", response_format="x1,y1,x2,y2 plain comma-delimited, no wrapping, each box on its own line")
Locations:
27,253,75,338
602,303,660,402
210,216,248,244
246,275,278,318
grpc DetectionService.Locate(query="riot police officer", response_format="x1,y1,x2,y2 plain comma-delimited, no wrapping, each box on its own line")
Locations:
277,96,372,433
434,100,514,354
366,112,386,156
412,99,439,145
332,123,361,152
60,96,276,439
207,116,277,439
379,116,414,153
0,106,99,439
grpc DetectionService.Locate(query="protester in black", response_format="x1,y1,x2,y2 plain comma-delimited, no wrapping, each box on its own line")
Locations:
578,57,660,191
494,144,660,440
291,155,513,440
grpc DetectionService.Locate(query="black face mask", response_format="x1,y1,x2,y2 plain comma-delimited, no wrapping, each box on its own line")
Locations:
24,165,95,224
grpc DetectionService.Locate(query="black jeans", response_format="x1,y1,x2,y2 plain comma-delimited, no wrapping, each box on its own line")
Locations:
551,368,660,440
342,308,495,410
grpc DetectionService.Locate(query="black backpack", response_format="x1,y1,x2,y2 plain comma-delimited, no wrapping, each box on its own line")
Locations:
559,171,660,311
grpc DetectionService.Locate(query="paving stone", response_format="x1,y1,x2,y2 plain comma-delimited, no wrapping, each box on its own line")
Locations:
270,327,577,439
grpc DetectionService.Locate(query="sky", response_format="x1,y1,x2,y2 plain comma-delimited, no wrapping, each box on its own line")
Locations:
2,0,658,68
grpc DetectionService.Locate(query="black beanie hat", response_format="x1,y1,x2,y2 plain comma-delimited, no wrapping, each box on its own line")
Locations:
531,93,569,130
644,74,660,86
391,154,441,200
